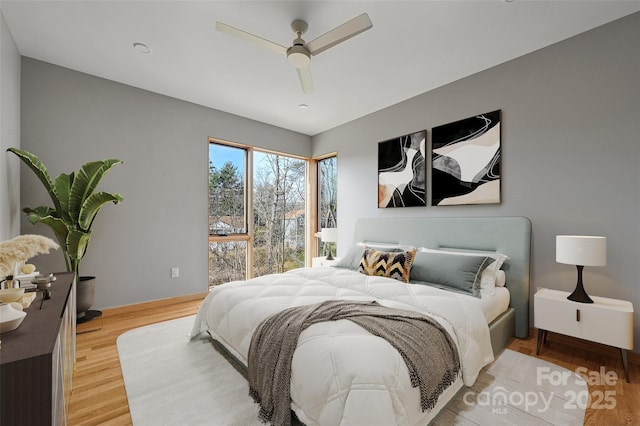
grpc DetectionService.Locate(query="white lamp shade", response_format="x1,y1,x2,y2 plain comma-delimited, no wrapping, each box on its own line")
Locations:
321,228,338,243
556,235,606,267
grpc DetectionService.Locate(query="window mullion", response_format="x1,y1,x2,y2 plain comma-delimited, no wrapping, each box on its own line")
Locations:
246,147,254,279
306,159,318,265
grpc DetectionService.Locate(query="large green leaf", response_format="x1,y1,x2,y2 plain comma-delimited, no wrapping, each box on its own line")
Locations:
6,148,63,214
22,209,71,267
78,192,123,231
69,159,122,221
54,172,74,223
22,206,73,272
23,206,59,224
67,229,91,262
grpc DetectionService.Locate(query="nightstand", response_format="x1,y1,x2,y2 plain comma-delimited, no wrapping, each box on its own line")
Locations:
312,257,340,267
534,288,634,382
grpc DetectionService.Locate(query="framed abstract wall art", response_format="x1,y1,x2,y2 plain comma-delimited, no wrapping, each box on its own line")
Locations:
378,130,427,208
431,110,501,206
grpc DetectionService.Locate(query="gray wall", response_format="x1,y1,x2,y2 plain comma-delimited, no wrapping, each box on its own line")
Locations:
313,12,640,351
20,58,311,309
13,11,640,351
0,10,21,241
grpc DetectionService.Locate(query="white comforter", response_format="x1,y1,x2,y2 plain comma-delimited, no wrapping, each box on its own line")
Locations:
191,267,494,426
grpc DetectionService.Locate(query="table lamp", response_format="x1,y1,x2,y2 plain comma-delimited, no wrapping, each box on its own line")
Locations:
556,235,606,303
321,228,338,260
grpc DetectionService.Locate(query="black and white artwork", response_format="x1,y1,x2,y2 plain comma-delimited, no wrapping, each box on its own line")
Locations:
378,130,427,208
432,110,501,206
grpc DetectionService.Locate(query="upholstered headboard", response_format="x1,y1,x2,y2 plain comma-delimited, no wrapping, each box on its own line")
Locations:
351,216,532,338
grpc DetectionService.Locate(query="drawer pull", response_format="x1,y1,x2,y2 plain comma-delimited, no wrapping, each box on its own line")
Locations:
576,309,580,322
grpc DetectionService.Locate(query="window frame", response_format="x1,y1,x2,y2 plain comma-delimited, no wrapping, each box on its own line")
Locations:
208,139,253,280
309,152,338,263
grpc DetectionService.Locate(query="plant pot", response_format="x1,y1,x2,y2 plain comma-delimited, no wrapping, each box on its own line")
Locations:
77,276,96,319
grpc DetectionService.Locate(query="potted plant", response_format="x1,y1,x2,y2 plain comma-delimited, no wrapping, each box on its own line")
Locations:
7,148,123,320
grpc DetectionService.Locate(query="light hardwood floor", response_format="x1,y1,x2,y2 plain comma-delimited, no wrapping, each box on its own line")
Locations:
70,296,639,425
69,294,204,425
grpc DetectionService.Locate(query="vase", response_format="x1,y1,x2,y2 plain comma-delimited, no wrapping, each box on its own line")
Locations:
77,276,96,319
0,302,27,334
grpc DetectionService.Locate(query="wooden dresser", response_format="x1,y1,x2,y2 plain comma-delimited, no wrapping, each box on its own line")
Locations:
1,272,76,425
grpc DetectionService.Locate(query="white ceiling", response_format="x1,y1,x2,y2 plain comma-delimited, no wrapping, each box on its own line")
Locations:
2,1,639,136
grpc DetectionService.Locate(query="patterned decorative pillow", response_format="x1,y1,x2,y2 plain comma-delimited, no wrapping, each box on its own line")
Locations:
358,248,416,283
334,245,406,270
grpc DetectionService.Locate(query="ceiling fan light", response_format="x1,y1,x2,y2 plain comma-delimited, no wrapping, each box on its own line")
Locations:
287,46,310,68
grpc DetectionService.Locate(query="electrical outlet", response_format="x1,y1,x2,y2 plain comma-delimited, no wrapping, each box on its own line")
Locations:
171,267,179,278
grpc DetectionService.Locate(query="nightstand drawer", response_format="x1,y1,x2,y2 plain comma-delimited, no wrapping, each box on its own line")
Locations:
535,289,633,349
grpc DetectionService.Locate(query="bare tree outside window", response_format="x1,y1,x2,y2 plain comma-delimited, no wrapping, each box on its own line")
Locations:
209,240,246,285
253,152,306,276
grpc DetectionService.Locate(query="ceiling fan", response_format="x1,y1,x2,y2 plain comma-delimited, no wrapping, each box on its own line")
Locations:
215,13,373,94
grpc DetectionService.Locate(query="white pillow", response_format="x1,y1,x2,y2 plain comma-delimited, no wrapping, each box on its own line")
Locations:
495,270,506,287
417,247,508,294
357,241,415,251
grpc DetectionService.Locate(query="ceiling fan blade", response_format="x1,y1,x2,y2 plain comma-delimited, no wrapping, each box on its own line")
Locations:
306,13,373,56
296,66,314,94
215,21,287,56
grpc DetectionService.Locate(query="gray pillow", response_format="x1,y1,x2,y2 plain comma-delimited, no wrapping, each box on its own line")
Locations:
333,245,365,269
410,251,493,298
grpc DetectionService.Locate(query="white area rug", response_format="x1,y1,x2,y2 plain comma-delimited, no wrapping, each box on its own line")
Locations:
117,316,260,426
118,316,587,426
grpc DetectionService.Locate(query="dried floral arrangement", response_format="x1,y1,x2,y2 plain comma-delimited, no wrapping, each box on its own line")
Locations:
0,234,59,279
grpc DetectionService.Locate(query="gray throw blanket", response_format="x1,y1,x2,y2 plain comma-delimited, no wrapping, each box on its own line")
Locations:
247,300,461,426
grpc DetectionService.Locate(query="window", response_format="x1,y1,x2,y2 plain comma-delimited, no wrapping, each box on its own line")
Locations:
208,143,248,286
208,140,309,286
209,144,246,235
318,155,337,258
208,240,247,285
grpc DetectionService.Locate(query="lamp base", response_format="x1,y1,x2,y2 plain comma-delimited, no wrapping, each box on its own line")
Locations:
567,287,594,303
566,265,594,304
325,241,334,261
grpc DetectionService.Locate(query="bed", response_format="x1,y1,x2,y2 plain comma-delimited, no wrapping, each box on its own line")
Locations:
191,216,531,425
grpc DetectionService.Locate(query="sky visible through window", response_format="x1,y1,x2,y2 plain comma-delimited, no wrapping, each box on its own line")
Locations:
209,143,244,170
209,143,274,174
